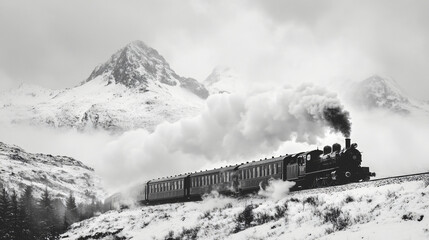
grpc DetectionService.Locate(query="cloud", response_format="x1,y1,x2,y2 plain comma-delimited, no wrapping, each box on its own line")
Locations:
1,0,427,99
98,84,350,189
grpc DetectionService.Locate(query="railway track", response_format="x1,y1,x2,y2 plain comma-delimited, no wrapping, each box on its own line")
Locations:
370,171,429,182
289,171,429,196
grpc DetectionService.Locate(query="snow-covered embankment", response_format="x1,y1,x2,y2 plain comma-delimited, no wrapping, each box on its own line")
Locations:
62,175,429,240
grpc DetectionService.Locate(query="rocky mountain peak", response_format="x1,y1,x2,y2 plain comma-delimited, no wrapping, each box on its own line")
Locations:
84,40,208,99
350,75,411,114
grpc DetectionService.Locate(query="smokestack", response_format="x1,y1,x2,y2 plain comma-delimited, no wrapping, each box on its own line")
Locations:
345,138,351,149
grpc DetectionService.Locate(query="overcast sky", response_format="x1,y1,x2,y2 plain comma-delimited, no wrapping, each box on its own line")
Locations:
0,0,428,99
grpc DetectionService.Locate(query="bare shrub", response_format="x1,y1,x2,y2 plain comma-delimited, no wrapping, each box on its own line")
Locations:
323,207,350,231
344,195,354,203
304,196,318,206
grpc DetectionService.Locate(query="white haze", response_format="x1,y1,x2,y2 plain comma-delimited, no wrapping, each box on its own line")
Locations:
1,87,429,193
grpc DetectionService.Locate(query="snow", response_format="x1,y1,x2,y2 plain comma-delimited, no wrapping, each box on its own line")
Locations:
0,141,105,203
346,75,429,116
0,41,206,133
62,174,429,239
204,66,244,95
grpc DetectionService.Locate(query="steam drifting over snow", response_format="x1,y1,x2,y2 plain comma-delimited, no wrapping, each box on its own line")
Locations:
258,179,296,201
62,176,429,240
100,83,351,189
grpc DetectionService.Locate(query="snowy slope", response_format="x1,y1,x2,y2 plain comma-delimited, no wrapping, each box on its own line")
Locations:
0,141,105,203
203,66,242,95
61,175,429,239
0,41,208,132
347,75,429,115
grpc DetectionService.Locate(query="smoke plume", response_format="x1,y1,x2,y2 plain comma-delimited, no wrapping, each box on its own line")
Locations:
322,107,351,137
99,83,352,189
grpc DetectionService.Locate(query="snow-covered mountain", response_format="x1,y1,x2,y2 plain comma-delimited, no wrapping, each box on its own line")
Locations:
0,41,209,132
0,141,105,203
61,175,429,240
204,66,242,95
347,75,429,115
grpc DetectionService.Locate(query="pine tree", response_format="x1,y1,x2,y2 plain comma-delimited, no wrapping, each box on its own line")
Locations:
64,193,79,229
0,188,11,240
20,186,38,240
38,188,57,240
9,191,20,240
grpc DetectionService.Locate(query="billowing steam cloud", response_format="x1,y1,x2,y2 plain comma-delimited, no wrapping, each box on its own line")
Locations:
100,83,351,189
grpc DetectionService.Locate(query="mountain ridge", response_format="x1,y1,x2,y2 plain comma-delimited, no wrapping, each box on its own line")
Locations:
0,41,208,132
0,141,105,203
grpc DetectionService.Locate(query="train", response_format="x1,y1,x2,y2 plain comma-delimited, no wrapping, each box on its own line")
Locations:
104,138,375,209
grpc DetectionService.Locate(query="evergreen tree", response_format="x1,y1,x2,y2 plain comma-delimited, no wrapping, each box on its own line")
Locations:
20,186,38,240
9,191,20,240
0,188,11,240
38,188,57,240
64,193,79,229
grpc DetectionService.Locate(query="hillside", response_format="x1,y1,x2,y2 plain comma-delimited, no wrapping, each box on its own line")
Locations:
0,141,105,203
0,41,208,132
61,175,429,239
346,75,429,115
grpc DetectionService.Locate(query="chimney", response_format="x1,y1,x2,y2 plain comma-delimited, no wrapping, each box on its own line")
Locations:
345,138,351,149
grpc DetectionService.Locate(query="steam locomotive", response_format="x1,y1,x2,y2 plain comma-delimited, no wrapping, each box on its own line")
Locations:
105,138,375,208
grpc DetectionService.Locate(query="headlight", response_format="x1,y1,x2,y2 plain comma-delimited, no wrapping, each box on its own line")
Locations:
306,154,311,161
352,155,357,160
